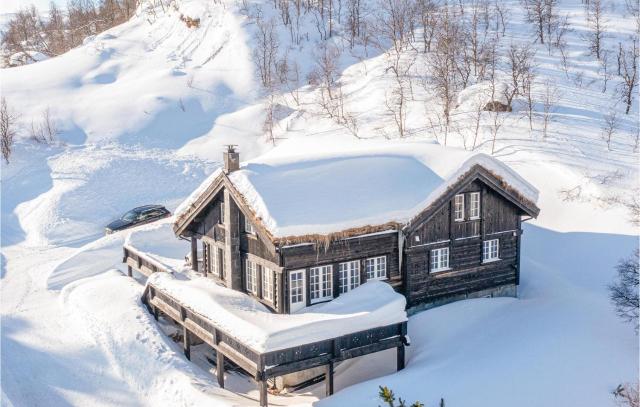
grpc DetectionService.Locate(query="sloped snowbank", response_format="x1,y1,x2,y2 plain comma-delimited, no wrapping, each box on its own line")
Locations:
47,220,183,290
148,273,407,352
60,271,236,406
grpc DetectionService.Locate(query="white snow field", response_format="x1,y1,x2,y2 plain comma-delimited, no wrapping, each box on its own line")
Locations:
1,0,638,406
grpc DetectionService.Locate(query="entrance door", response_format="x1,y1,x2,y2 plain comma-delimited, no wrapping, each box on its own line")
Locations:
289,270,306,313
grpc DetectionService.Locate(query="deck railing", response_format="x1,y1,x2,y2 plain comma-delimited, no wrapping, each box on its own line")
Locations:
141,282,408,407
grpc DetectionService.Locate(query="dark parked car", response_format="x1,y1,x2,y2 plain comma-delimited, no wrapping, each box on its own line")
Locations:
105,205,171,234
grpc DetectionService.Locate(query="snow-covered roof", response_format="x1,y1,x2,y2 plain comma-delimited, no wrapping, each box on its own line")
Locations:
174,139,539,241
148,273,406,353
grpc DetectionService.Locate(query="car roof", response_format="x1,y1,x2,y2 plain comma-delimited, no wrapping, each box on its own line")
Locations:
132,204,165,213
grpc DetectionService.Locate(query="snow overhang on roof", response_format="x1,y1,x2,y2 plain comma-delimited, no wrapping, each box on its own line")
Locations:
173,142,540,244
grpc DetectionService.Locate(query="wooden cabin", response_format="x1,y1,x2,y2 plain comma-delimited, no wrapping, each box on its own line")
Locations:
173,145,539,315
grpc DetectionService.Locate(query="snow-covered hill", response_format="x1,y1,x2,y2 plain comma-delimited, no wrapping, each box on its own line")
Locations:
1,0,638,406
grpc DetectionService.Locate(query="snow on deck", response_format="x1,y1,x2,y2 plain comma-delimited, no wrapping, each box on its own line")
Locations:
225,140,539,238
148,272,406,353
124,221,190,273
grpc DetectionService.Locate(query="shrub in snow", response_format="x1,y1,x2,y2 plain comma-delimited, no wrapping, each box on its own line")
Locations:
609,249,639,332
378,386,429,407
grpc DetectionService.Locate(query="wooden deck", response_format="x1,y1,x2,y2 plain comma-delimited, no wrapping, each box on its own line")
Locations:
125,245,408,406
141,283,407,406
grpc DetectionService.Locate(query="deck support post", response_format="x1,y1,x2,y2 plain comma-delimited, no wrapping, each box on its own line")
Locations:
397,344,405,371
152,305,158,321
325,361,334,396
127,265,132,277
190,237,198,272
216,351,225,389
259,379,268,407
183,326,190,360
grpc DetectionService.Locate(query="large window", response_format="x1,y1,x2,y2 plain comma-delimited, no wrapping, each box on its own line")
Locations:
365,256,387,280
289,270,305,311
310,265,333,303
430,247,450,272
454,194,465,221
483,239,500,262
245,220,256,234
245,260,257,294
262,266,273,301
469,192,480,219
338,261,360,294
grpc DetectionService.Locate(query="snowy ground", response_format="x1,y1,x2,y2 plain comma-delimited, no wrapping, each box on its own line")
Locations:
1,0,638,406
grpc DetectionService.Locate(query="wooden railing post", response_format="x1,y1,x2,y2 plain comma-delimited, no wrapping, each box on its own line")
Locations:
217,351,225,389
325,361,334,396
259,379,268,407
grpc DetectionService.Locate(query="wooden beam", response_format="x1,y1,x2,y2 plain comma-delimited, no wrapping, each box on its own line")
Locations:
397,344,405,371
259,380,268,407
184,318,215,347
183,326,191,360
217,351,225,389
127,265,132,277
217,341,259,377
337,336,402,361
325,361,334,396
264,354,332,378
190,237,198,272
149,296,181,322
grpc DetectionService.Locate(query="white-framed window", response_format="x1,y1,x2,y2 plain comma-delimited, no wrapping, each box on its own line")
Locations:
310,265,333,303
365,256,387,280
219,202,225,224
289,270,305,311
245,259,257,294
454,194,465,221
245,219,256,234
430,247,450,272
483,239,500,262
210,245,220,276
262,266,273,301
338,261,360,294
469,192,481,219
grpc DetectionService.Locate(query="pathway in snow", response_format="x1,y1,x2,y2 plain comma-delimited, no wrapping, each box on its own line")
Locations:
1,245,144,406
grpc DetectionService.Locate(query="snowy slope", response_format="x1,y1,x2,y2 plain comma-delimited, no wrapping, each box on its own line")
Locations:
1,0,638,406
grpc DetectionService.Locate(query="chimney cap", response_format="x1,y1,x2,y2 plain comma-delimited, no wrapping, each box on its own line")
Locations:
225,144,238,153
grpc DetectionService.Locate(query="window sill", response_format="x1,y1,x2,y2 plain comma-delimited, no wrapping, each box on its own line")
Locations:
482,258,501,264
431,267,452,274
310,297,333,305
469,216,480,220
366,276,388,282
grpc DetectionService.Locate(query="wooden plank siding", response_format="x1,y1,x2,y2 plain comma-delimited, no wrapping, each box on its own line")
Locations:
280,231,402,312
404,180,523,307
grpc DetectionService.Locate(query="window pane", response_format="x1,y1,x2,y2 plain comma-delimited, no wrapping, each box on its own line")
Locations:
454,194,464,221
365,257,386,280
290,271,303,304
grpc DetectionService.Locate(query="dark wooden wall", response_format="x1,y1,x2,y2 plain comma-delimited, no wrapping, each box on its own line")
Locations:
404,180,523,307
280,231,401,312
182,177,528,313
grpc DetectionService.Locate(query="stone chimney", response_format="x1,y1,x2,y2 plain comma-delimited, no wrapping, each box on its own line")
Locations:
223,145,240,173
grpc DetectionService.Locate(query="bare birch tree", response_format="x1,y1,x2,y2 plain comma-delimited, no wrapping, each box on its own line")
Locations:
1,98,18,164
601,110,618,150
586,0,606,60
618,37,638,115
